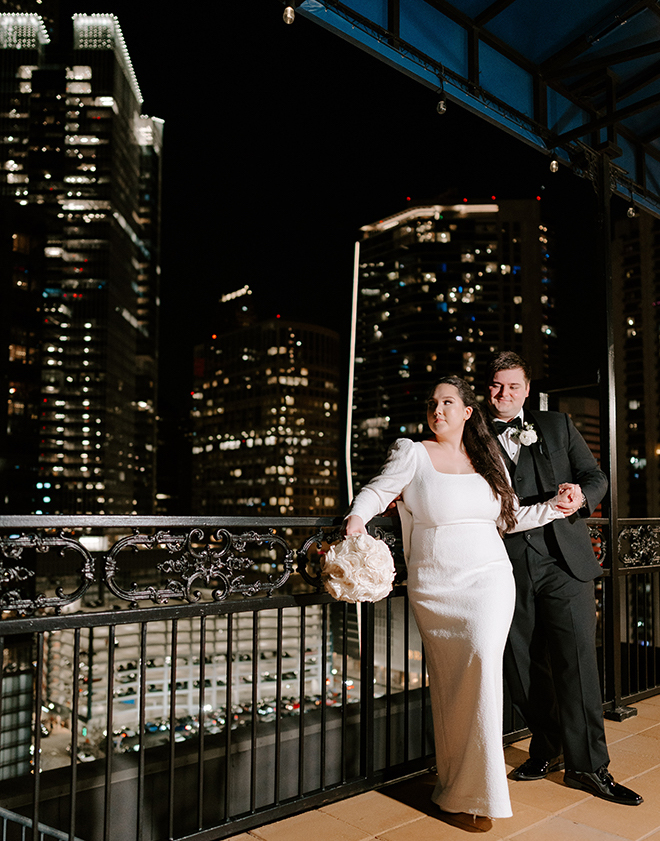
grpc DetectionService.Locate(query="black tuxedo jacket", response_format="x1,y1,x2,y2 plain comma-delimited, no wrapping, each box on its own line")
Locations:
503,409,608,582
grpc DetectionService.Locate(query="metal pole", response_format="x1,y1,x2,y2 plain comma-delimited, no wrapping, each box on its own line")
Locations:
345,242,361,505
598,154,635,720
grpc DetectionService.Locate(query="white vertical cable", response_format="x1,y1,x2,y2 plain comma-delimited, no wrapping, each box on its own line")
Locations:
345,241,360,504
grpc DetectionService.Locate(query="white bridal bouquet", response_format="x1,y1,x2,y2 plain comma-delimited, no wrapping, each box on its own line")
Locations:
323,533,395,603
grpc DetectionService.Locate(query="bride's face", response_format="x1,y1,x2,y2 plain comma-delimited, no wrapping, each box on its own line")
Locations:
427,383,473,439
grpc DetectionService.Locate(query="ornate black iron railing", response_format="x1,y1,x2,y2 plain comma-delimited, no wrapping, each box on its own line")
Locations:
0,514,658,841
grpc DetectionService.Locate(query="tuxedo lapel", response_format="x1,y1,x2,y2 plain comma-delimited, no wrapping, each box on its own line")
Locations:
523,411,556,493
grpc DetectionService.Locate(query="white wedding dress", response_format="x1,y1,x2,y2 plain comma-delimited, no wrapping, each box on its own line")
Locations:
348,438,564,818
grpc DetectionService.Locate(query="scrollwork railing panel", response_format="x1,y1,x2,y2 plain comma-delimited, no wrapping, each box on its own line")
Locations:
618,524,660,567
105,528,296,606
0,531,94,615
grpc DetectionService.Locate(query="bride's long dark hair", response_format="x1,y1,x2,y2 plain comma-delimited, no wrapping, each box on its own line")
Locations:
428,376,518,532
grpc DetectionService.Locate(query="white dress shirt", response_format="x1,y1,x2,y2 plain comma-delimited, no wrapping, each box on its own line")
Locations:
496,410,525,465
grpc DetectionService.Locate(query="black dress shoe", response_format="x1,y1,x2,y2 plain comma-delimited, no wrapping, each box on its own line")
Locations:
564,765,643,805
511,756,564,781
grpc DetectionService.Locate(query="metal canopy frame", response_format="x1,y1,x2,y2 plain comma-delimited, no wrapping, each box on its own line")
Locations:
297,0,660,216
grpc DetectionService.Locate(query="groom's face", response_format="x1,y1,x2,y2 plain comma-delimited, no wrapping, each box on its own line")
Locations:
487,367,530,421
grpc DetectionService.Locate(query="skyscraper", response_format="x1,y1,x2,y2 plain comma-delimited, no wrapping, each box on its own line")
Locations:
0,200,44,510
612,212,660,517
350,198,555,489
0,12,162,513
191,291,341,517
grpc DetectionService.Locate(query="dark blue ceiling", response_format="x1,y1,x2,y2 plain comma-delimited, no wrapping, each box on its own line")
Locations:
298,0,660,215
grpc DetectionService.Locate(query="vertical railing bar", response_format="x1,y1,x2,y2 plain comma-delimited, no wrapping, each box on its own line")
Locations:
0,635,4,836
223,615,233,823
421,639,428,760
639,573,644,691
103,624,116,841
359,602,375,781
297,605,306,796
32,632,45,841
197,615,207,831
644,572,650,689
250,614,259,814
136,622,148,841
636,574,642,692
86,628,93,727
631,574,637,694
626,575,632,695
167,619,178,840
651,572,659,688
646,572,651,689
320,603,328,790
274,608,283,805
385,598,392,769
341,602,348,783
641,572,646,690
403,597,410,763
653,572,658,689
597,578,610,701
69,628,81,841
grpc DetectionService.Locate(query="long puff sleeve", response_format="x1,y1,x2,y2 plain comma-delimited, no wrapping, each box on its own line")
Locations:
347,438,417,524
495,454,566,533
503,496,565,534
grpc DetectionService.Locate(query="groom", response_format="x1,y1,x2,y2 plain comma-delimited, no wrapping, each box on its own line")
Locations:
486,351,642,806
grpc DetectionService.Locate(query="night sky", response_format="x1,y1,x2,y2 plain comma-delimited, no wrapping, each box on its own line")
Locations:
67,2,616,400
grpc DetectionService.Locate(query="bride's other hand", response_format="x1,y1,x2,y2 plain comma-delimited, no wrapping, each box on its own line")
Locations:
556,483,583,515
343,514,367,535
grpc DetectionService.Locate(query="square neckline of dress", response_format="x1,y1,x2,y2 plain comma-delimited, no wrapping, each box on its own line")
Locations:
419,440,479,476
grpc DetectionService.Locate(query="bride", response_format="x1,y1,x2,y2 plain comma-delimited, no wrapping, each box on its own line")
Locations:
344,376,572,819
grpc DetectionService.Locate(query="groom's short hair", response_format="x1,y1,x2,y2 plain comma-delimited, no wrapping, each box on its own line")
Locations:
486,351,532,384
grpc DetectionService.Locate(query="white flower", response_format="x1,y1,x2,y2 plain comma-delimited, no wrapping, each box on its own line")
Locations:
512,422,538,447
323,533,395,603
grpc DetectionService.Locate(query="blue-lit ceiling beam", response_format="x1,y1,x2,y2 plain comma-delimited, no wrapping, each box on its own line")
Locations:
546,40,660,81
555,91,660,145
473,0,518,27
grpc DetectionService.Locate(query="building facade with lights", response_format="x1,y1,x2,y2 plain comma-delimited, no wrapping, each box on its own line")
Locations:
0,200,45,510
350,198,556,490
0,12,162,513
191,297,341,516
612,213,660,517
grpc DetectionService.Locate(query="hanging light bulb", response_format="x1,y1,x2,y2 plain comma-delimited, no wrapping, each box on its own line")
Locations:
627,205,636,218
549,159,559,173
283,3,295,24
437,92,447,114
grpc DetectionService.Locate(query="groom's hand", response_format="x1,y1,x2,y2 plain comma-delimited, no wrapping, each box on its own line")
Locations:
556,483,585,515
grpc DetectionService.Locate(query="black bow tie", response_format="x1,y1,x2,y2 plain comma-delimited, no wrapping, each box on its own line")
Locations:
493,417,523,435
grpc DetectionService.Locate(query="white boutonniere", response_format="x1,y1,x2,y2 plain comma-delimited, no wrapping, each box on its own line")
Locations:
511,422,538,447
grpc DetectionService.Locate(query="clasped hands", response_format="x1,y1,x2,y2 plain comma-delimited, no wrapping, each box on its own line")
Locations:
556,483,585,516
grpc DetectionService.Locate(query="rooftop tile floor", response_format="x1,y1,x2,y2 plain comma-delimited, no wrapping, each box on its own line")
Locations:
227,695,660,841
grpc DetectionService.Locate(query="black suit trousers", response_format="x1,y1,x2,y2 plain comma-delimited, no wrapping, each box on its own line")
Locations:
504,547,610,772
